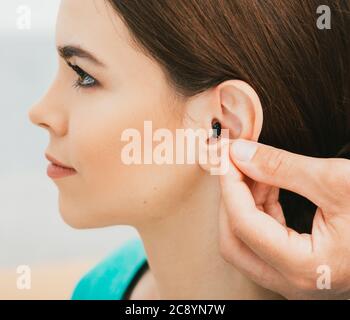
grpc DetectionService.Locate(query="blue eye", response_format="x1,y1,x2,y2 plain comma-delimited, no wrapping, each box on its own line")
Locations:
77,73,96,87
67,61,97,89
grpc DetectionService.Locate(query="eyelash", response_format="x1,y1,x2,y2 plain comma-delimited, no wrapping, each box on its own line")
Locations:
67,61,98,89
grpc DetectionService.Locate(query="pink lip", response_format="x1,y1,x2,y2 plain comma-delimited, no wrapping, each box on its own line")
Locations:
45,154,77,179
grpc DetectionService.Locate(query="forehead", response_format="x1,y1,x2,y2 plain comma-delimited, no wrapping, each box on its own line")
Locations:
56,0,134,63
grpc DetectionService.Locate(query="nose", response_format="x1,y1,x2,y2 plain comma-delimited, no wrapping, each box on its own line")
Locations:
28,103,49,130
28,87,68,137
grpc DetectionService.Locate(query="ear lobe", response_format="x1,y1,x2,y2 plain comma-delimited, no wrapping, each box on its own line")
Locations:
218,80,263,142
198,133,231,175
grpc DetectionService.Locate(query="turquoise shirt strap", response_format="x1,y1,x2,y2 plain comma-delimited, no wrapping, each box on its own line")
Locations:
71,237,147,300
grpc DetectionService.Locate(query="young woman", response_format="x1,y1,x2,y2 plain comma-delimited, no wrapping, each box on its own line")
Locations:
29,0,350,299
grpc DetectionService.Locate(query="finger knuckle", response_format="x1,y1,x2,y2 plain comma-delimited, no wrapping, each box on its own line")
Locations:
258,147,288,178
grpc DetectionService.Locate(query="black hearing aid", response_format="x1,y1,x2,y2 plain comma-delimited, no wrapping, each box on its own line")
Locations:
211,120,221,138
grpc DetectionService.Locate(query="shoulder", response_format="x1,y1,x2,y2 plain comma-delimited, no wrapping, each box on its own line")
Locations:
71,237,147,300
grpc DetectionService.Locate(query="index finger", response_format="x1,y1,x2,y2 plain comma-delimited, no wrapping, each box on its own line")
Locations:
219,158,314,273
230,139,350,212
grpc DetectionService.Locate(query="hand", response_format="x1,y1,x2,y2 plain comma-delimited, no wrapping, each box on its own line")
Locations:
219,139,350,299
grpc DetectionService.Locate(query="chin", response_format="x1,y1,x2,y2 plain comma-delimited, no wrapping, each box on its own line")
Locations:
57,200,124,229
57,193,141,229
59,209,92,229
57,198,95,229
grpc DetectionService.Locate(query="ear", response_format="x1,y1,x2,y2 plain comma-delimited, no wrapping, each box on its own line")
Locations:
217,80,263,141
183,80,263,174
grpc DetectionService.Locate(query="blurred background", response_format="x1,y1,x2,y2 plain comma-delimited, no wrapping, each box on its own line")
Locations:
0,0,137,299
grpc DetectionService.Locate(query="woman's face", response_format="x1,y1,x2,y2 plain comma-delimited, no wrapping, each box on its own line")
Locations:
28,0,203,228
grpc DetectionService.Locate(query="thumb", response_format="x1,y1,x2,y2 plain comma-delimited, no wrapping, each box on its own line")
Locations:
229,139,339,210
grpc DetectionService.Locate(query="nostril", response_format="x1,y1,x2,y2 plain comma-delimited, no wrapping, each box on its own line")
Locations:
28,103,66,136
38,122,50,130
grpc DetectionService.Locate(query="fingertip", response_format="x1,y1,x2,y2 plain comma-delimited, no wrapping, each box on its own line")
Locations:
230,139,258,162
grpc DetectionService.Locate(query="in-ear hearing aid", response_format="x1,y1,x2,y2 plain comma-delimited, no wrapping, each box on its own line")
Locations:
211,120,221,139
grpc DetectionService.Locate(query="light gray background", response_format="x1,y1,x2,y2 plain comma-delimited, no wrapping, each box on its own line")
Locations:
0,0,137,269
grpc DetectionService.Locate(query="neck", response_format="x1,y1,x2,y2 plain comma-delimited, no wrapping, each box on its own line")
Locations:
136,174,283,299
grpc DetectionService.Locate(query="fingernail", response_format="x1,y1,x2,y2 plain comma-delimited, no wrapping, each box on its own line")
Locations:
231,140,258,162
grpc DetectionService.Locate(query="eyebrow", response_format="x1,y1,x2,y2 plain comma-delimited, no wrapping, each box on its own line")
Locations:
57,45,105,67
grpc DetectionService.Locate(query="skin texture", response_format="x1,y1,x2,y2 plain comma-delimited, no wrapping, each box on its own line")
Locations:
29,0,283,299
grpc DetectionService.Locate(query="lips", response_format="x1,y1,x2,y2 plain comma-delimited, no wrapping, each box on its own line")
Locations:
45,153,77,179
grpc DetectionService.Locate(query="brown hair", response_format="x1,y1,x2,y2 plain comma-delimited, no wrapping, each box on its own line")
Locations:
108,0,350,233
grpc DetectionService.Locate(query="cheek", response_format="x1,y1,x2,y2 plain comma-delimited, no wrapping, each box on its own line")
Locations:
70,108,126,195
60,94,199,227
56,116,126,228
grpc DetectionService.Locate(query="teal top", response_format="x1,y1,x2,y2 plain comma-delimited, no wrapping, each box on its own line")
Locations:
71,237,147,300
